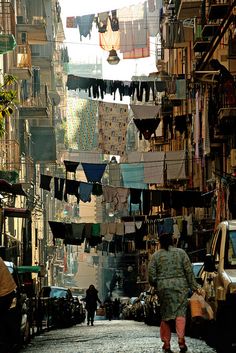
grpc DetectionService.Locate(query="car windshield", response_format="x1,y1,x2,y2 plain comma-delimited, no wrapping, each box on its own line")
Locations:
227,230,236,268
41,287,68,298
192,263,203,277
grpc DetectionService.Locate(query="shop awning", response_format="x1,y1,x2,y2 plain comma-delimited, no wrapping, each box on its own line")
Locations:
17,265,41,274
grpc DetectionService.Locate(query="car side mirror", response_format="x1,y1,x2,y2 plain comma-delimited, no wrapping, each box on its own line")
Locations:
204,254,216,272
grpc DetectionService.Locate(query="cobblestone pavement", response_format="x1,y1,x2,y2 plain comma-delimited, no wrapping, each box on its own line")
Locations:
20,320,216,353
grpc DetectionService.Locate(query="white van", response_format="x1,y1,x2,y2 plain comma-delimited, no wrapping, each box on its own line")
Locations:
201,220,236,353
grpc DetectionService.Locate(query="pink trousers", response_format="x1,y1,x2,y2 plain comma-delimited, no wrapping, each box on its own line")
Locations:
160,316,186,348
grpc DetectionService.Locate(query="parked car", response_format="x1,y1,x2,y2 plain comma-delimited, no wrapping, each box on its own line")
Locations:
39,286,75,328
198,220,236,353
1,261,31,348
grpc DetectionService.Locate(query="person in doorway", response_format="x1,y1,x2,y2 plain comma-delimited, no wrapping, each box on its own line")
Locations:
148,233,202,353
84,284,101,326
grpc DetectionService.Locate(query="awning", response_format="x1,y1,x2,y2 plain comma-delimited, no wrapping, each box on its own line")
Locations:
3,208,31,218
17,265,41,274
0,179,28,196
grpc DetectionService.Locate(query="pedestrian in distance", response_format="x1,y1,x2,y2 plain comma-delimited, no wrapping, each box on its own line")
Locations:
84,284,102,326
148,233,203,353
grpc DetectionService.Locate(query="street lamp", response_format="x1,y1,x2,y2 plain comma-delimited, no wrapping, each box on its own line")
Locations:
107,49,120,65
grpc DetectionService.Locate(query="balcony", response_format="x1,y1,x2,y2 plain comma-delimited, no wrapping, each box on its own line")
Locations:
20,156,35,183
193,40,210,52
208,1,229,20
15,44,32,68
0,139,20,171
16,16,47,45
201,23,220,37
19,84,51,124
0,2,15,36
175,0,202,20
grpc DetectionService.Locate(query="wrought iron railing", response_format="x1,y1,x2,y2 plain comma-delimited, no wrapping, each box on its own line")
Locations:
0,2,15,36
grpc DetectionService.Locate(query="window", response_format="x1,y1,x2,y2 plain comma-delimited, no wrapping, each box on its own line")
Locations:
227,230,236,268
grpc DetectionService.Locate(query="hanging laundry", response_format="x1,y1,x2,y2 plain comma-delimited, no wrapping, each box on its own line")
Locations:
108,162,122,187
96,12,109,33
143,151,165,184
66,98,98,150
110,10,119,31
79,181,93,202
54,177,65,201
66,16,76,28
120,163,147,189
48,221,66,245
147,0,159,36
123,31,150,59
64,160,79,173
133,118,161,140
166,150,186,180
40,174,52,191
130,104,160,119
99,14,120,51
76,14,95,40
98,102,128,156
118,3,148,53
81,162,107,183
64,179,80,202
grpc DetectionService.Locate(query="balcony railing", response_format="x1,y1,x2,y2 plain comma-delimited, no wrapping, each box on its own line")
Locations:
0,2,15,36
19,83,52,108
0,139,20,171
15,44,32,68
19,156,35,183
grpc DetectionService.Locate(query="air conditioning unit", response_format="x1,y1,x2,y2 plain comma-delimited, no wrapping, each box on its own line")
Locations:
230,149,236,167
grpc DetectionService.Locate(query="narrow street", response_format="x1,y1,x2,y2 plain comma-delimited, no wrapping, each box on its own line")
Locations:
21,320,216,353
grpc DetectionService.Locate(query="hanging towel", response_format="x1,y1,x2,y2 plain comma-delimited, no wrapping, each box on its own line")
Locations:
40,174,52,191
165,150,186,180
81,162,107,183
120,163,147,189
143,151,165,184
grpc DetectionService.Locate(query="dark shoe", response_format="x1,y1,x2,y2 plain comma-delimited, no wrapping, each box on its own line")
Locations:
87,322,89,326
179,345,188,353
162,345,173,353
